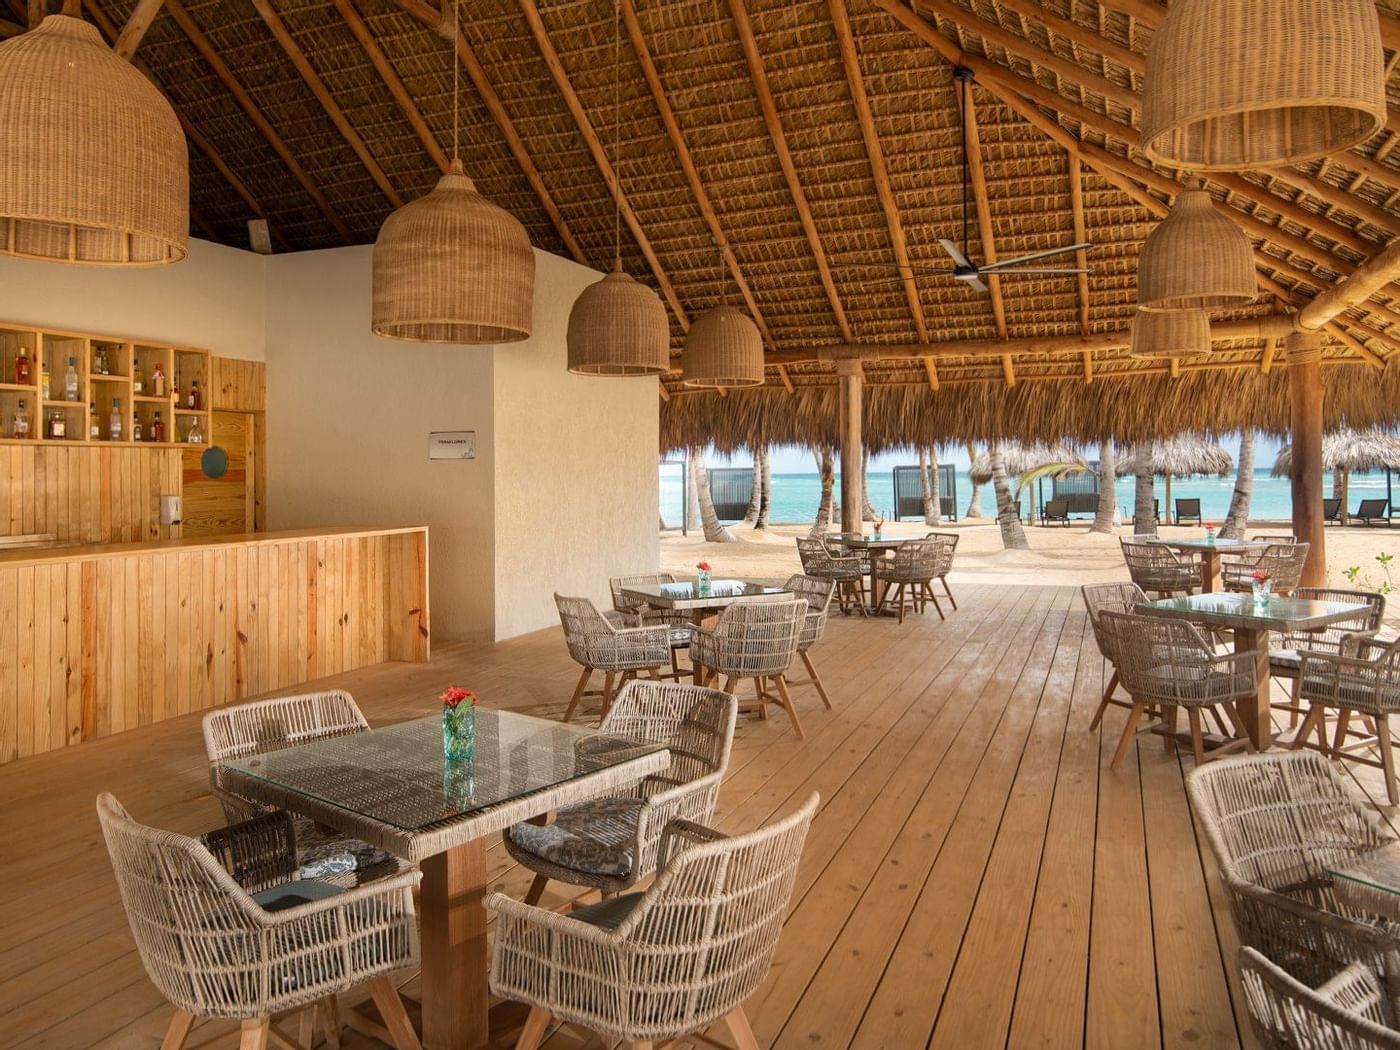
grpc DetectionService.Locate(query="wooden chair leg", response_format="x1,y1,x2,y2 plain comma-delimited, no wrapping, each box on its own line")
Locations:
161,1010,196,1050
562,667,592,723
524,873,549,906
1333,708,1354,754
941,577,957,609
774,675,805,740
1221,703,1257,754
295,1007,316,1050
318,996,341,1050
1161,705,1178,753
515,1006,552,1050
366,975,422,1050
239,1019,271,1050
752,677,770,720
800,650,833,709
600,671,617,721
1187,708,1206,766
722,674,738,696
724,1006,761,1050
925,583,945,620
1110,702,1149,770
896,582,907,624
1290,705,1325,751
1287,676,1300,728
1380,714,1398,806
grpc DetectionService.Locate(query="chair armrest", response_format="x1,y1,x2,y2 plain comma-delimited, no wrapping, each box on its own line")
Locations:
1207,650,1259,677
634,773,725,876
605,608,641,629
202,810,299,893
484,891,618,946
253,865,421,927
658,814,729,870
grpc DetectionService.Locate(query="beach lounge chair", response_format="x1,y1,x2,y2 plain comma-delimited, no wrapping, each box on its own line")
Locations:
1323,498,1344,525
1354,498,1392,527
1042,499,1070,526
1174,497,1203,526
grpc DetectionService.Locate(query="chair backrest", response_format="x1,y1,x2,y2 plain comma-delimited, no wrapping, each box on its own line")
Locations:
1252,535,1298,544
555,593,619,664
1104,611,1247,705
1177,498,1202,515
611,573,676,615
783,574,834,650
925,531,959,574
1240,947,1400,1049
1044,499,1068,517
1324,498,1343,519
890,538,940,579
202,689,368,764
602,680,737,787
796,537,836,574
705,599,808,677
1280,588,1387,653
1080,582,1148,661
1120,537,1197,592
1357,499,1390,519
1254,542,1311,592
613,793,819,1022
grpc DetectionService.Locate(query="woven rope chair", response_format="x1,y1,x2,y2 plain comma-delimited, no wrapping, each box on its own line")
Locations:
556,594,674,723
1294,635,1400,804
796,537,866,616
782,574,836,710
924,531,960,611
202,691,400,888
1082,583,1151,731
1241,947,1400,1050
97,794,422,1050
1187,752,1400,999
1222,543,1312,596
504,679,737,908
488,793,819,1050
877,538,941,624
1269,588,1387,736
1120,537,1202,597
691,598,808,739
1103,611,1257,769
610,572,692,679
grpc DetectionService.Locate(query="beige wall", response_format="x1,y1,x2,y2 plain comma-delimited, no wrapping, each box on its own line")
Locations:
492,255,661,640
0,239,267,358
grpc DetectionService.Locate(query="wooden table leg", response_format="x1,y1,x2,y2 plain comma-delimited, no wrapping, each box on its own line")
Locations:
1233,627,1272,750
1201,549,1221,593
420,840,488,1050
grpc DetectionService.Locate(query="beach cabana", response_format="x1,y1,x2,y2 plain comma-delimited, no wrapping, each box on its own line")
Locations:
1116,437,1233,524
1271,427,1400,521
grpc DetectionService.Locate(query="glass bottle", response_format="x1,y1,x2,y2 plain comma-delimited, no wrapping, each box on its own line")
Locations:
131,414,142,442
94,346,108,376
14,346,30,386
89,401,100,439
109,398,122,442
12,399,29,438
131,361,143,395
188,380,201,410
187,416,203,444
151,411,164,443
151,363,166,397
48,409,65,439
64,357,79,401
40,361,50,401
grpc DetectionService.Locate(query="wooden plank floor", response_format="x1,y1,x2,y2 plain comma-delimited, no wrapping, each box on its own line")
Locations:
10,580,1378,1049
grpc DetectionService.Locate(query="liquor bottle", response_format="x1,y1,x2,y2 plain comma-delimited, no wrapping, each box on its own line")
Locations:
187,416,203,444
94,346,109,376
89,401,100,439
131,361,143,395
40,362,50,401
131,414,142,442
187,380,201,410
14,346,30,386
150,411,164,443
12,399,29,438
109,398,122,442
47,410,65,439
64,357,79,401
151,363,166,398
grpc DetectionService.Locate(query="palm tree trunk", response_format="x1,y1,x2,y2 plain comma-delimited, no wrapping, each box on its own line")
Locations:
1133,443,1157,536
685,454,701,532
1091,440,1118,533
964,443,986,518
689,448,735,543
742,446,763,525
919,448,942,525
861,448,876,521
1220,430,1256,540
811,445,835,537
755,447,771,529
991,444,1030,550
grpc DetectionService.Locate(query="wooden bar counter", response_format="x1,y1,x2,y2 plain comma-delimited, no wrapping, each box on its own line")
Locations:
0,526,429,765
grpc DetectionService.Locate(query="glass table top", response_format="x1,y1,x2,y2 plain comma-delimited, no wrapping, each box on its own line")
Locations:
220,708,667,833
621,578,789,607
1142,537,1266,551
1328,844,1400,897
1136,592,1371,631
826,533,919,548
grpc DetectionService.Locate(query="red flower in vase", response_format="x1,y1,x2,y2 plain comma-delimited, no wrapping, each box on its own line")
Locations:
696,561,712,572
440,686,478,708
1251,569,1271,583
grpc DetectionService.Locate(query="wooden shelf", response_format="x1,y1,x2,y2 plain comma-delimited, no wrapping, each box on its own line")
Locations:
0,382,37,392
42,400,86,408
172,408,209,416
132,394,168,403
89,374,130,383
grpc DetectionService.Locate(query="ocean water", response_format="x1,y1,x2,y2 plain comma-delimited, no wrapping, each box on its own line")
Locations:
659,468,1397,528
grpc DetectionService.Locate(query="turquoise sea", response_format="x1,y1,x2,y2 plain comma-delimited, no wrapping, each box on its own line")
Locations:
659,468,1397,528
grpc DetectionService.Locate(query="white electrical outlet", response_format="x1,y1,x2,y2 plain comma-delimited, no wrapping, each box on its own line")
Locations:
160,495,182,526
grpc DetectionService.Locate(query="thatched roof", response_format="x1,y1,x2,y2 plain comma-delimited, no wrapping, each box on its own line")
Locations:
968,442,1083,484
1271,428,1400,477
1116,436,1232,478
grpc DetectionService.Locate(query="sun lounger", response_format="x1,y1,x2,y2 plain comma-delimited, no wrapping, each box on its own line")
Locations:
1174,498,1203,526
1352,498,1391,526
1041,499,1070,526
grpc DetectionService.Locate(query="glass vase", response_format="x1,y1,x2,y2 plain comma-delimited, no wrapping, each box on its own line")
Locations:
1251,579,1273,606
442,704,476,762
697,569,712,597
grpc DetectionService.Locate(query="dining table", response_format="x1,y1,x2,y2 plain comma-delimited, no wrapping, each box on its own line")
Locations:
1326,843,1400,922
1135,592,1373,750
1142,536,1269,592
217,708,670,1050
824,533,921,615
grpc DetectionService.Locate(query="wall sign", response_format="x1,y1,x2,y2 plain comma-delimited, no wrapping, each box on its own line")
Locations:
430,431,477,460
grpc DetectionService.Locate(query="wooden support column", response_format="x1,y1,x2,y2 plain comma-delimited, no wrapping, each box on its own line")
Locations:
1287,331,1327,588
836,359,863,534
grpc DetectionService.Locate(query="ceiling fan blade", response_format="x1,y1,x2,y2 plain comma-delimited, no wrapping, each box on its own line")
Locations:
979,242,1092,271
939,238,975,270
954,271,990,294
987,267,1092,276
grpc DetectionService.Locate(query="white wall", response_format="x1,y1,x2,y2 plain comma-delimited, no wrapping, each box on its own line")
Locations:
0,239,267,359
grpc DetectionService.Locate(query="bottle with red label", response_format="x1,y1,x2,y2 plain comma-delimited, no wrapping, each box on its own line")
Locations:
14,346,31,386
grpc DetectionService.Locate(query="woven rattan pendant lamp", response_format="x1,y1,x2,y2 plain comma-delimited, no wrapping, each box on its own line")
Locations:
566,0,668,375
1137,183,1255,312
1142,0,1386,170
371,2,532,343
1129,308,1212,359
0,16,187,266
683,245,763,387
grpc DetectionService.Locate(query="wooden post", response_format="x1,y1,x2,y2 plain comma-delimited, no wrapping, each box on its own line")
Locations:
1287,332,1327,588
837,359,863,534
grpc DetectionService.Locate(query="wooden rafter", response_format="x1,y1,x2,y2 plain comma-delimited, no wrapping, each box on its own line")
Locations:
392,0,586,265
112,0,162,59
960,75,1017,386
0,17,23,35
727,0,853,341
516,0,688,329
250,0,402,209
1067,155,1092,382
26,0,39,28
163,0,352,241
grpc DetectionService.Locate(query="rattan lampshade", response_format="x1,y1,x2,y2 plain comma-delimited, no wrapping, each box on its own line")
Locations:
1142,0,1386,170
1130,308,1212,359
682,305,764,387
1137,186,1255,312
0,16,187,266
567,263,670,375
372,160,534,344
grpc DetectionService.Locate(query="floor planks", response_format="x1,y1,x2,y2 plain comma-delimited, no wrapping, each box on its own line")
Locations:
0,584,1268,1049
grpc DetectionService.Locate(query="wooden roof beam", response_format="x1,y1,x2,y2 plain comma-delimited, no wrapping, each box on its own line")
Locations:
163,0,353,242
517,0,688,329
1300,236,1400,331
996,0,1143,73
250,0,402,209
0,17,23,35
727,0,853,341
112,0,162,59
1067,154,1090,338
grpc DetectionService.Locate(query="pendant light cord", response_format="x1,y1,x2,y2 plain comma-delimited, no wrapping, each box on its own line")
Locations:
451,0,460,164
612,0,622,269
958,73,969,257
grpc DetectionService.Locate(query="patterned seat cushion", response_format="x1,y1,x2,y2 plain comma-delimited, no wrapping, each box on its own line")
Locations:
1269,649,1302,672
508,796,644,878
294,817,399,884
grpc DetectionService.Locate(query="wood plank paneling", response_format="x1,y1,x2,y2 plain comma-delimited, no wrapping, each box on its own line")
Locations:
209,357,266,412
0,528,429,763
181,412,252,537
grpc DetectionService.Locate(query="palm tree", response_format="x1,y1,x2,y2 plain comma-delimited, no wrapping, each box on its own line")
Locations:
1133,442,1157,536
861,448,876,521
742,445,763,525
919,447,942,525
810,445,835,537
964,442,986,518
1221,429,1255,540
990,443,1030,550
1091,440,1117,534
755,446,772,529
689,448,735,543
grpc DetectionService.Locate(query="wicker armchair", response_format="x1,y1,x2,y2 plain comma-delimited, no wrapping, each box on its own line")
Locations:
783,574,836,709
97,794,422,1050
877,538,941,624
1081,583,1150,731
1222,542,1312,596
1120,537,1201,597
1241,947,1400,1050
1270,588,1386,735
1294,635,1400,804
1103,612,1257,769
796,536,867,616
202,691,400,887
504,679,736,908
556,594,674,723
1187,752,1400,997
925,531,960,610
691,598,809,739
488,793,819,1050
610,572,692,678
